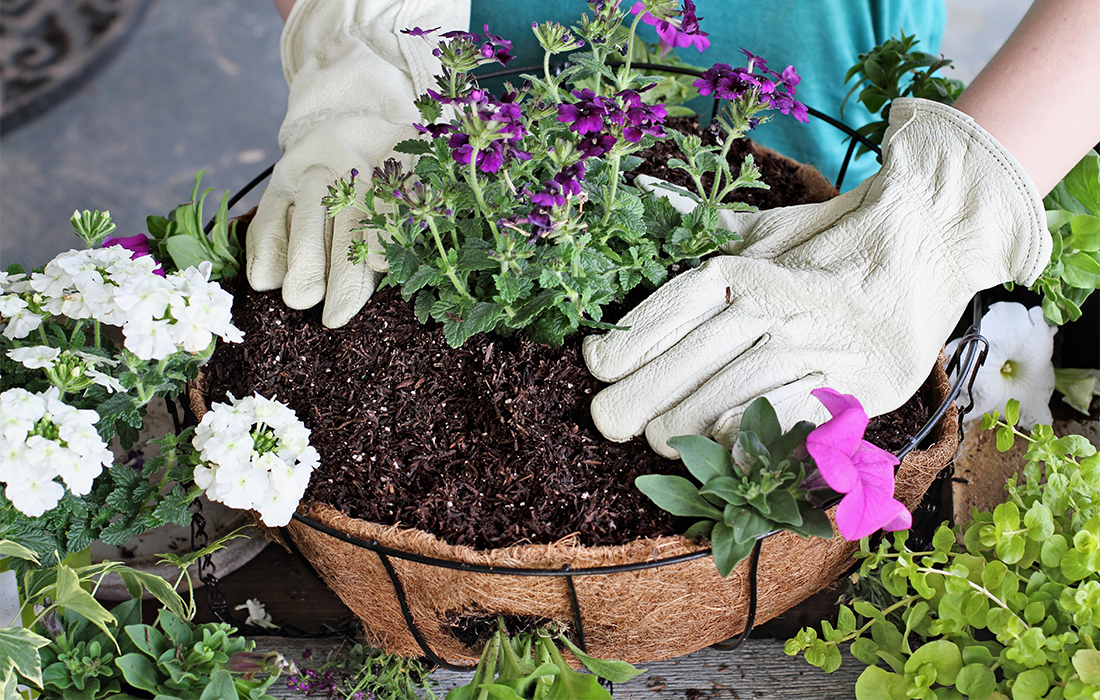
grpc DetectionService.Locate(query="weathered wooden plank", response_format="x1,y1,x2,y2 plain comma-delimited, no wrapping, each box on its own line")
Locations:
253,636,861,699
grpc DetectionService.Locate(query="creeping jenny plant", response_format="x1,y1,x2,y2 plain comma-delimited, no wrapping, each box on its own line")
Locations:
786,399,1100,700
323,0,807,347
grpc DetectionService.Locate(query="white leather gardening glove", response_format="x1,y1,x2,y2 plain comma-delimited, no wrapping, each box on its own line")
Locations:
584,98,1052,458
248,0,469,328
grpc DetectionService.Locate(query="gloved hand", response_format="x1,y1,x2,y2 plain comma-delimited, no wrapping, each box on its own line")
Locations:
249,0,468,328
584,98,1051,458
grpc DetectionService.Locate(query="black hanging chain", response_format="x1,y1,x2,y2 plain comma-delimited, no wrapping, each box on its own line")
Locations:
189,498,237,626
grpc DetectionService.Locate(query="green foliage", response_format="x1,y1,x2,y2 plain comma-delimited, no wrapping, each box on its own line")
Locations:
1030,150,1100,326
635,397,834,577
146,170,242,280
841,31,965,160
786,411,1100,700
445,622,641,700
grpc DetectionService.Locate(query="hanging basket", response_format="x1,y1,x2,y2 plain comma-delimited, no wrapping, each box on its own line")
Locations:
191,352,958,666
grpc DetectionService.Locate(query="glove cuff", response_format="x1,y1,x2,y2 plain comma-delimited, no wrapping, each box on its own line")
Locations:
884,98,1051,287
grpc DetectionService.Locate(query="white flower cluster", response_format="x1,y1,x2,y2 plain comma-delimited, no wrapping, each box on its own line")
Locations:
0,248,242,360
7,346,125,393
193,394,319,527
0,387,113,517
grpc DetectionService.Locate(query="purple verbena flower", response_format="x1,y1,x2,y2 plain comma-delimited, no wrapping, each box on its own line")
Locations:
557,89,613,135
552,162,587,196
739,48,767,72
401,26,439,37
576,133,618,159
629,1,710,53
478,25,515,65
619,89,667,142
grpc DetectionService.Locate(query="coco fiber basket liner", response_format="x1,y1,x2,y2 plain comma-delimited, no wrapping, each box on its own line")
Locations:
190,355,958,666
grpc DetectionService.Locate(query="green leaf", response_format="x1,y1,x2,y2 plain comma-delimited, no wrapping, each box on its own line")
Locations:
854,665,908,700
634,475,723,520
165,234,213,272
1070,214,1100,251
1011,668,1049,700
558,635,643,683
1064,150,1100,213
52,565,117,643
711,521,756,577
1073,649,1100,686
740,397,782,449
904,640,963,686
200,668,238,700
666,434,734,484
394,139,433,155
956,663,996,700
115,653,161,694
996,426,1015,452
0,540,40,563
1061,250,1100,288
0,627,50,687
1005,399,1020,427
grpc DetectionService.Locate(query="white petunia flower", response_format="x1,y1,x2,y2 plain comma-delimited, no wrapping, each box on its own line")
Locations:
7,346,61,369
947,302,1057,429
192,393,317,526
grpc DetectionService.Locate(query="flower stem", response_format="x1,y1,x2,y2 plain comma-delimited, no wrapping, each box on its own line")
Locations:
622,11,646,89
467,151,501,243
427,217,472,300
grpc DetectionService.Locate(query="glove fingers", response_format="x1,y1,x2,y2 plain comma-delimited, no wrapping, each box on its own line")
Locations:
584,257,751,383
282,173,335,310
321,206,381,328
733,179,871,260
247,188,292,292
643,346,828,458
588,307,772,446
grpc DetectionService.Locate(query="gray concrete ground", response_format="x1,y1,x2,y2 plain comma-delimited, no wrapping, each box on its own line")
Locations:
1,0,1030,272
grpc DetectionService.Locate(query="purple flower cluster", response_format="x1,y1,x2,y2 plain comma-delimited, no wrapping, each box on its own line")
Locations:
437,26,515,66
629,0,710,53
556,88,667,157
417,89,531,174
286,650,375,700
694,49,809,123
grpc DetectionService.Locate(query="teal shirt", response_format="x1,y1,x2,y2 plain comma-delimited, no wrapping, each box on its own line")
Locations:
469,1,946,190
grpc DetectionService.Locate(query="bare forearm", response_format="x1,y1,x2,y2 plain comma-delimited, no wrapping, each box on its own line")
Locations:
273,0,295,21
953,0,1100,195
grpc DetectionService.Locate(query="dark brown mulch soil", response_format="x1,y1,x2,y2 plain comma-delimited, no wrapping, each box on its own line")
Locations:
200,135,932,552
626,115,825,210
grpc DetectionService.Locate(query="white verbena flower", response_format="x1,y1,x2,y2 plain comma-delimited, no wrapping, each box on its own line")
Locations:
947,302,1057,429
0,387,112,515
7,346,61,369
193,393,317,527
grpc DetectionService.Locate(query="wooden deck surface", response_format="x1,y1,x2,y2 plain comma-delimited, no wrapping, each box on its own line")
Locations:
253,635,862,699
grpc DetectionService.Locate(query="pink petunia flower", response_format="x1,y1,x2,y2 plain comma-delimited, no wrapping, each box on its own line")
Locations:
805,388,910,540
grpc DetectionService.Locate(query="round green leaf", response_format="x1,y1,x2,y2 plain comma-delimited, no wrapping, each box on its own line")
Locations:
1073,649,1100,685
1010,669,1049,700
855,665,908,700
956,663,997,700
905,640,964,686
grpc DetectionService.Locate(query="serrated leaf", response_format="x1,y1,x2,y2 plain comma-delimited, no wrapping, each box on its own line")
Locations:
393,139,433,155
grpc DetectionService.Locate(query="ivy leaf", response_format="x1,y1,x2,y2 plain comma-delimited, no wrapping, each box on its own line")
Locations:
0,627,50,688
